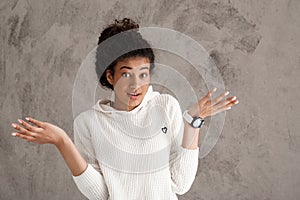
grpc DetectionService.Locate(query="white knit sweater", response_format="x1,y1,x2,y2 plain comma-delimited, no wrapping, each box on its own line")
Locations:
72,85,199,200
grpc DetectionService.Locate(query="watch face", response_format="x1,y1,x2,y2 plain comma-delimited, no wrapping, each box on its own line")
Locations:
193,119,202,127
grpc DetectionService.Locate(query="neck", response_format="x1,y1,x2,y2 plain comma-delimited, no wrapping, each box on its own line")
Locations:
111,99,137,112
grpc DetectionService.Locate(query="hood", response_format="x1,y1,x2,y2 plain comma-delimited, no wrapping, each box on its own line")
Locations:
92,85,160,115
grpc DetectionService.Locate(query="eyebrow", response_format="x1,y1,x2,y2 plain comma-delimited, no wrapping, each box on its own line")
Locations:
120,66,149,70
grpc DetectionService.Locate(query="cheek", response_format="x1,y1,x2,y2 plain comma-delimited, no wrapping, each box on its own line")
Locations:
138,76,150,87
143,77,150,86
140,85,150,95
142,77,150,84
113,79,130,93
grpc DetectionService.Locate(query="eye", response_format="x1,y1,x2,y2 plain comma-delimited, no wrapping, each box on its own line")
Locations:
122,72,131,78
140,73,148,78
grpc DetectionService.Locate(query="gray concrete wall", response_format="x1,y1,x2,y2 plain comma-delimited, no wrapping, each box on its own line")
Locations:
1,0,299,199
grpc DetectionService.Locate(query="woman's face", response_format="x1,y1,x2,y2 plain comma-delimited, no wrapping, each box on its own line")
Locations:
106,56,151,111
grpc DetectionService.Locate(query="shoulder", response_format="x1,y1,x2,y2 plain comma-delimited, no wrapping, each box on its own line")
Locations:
73,109,97,127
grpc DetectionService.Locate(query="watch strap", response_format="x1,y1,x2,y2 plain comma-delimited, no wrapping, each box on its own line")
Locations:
183,110,205,128
183,110,193,124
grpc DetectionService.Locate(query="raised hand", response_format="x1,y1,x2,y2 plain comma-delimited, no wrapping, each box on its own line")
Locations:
11,117,88,176
11,117,67,146
188,88,239,118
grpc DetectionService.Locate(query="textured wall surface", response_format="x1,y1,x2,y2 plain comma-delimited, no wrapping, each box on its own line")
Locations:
1,0,299,199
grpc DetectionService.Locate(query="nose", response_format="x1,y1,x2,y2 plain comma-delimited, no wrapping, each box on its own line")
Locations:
129,75,142,91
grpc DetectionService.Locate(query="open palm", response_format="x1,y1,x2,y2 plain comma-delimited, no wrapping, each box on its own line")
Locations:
188,88,239,118
11,117,66,146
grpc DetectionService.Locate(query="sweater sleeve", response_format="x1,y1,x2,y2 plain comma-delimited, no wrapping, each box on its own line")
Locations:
168,96,199,195
72,114,109,200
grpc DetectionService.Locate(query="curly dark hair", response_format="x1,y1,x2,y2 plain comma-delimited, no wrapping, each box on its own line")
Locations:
95,18,155,90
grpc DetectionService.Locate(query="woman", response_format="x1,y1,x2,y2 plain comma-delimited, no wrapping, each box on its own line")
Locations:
11,18,239,199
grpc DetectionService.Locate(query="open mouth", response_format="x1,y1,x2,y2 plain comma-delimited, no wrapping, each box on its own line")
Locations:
127,92,142,99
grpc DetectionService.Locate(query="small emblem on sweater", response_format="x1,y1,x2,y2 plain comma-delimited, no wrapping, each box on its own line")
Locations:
161,127,167,134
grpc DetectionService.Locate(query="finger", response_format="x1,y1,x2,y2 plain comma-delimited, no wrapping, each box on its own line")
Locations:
25,117,45,128
17,119,43,132
202,97,238,117
11,123,37,137
223,97,239,108
213,99,239,115
208,87,217,97
12,132,36,142
211,105,232,115
227,99,239,107
214,96,237,109
200,87,217,105
210,91,230,106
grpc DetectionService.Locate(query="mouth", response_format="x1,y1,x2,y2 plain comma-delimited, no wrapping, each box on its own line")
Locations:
127,92,142,99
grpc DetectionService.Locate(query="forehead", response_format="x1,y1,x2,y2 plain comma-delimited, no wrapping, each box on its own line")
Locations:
115,57,150,70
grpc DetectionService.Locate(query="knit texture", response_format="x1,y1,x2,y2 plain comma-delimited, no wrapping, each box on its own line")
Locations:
72,85,199,200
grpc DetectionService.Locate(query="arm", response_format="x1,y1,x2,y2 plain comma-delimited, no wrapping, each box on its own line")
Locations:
181,121,200,150
11,115,109,199
168,97,200,195
55,134,88,176
11,117,87,175
182,87,239,150
71,115,109,200
169,88,239,195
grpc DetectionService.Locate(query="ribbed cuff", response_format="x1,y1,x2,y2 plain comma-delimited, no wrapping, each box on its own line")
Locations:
179,146,199,162
72,164,109,200
170,146,199,195
72,164,99,186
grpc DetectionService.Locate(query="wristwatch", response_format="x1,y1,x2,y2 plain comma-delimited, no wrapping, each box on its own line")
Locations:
183,110,205,128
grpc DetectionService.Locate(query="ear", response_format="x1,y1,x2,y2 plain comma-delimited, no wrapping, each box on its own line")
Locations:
106,70,114,85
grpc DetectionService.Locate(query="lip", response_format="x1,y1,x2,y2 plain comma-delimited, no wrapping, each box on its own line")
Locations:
127,92,142,96
127,92,142,100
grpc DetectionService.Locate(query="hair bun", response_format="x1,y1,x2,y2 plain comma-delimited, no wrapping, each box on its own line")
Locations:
114,18,139,30
98,18,139,45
